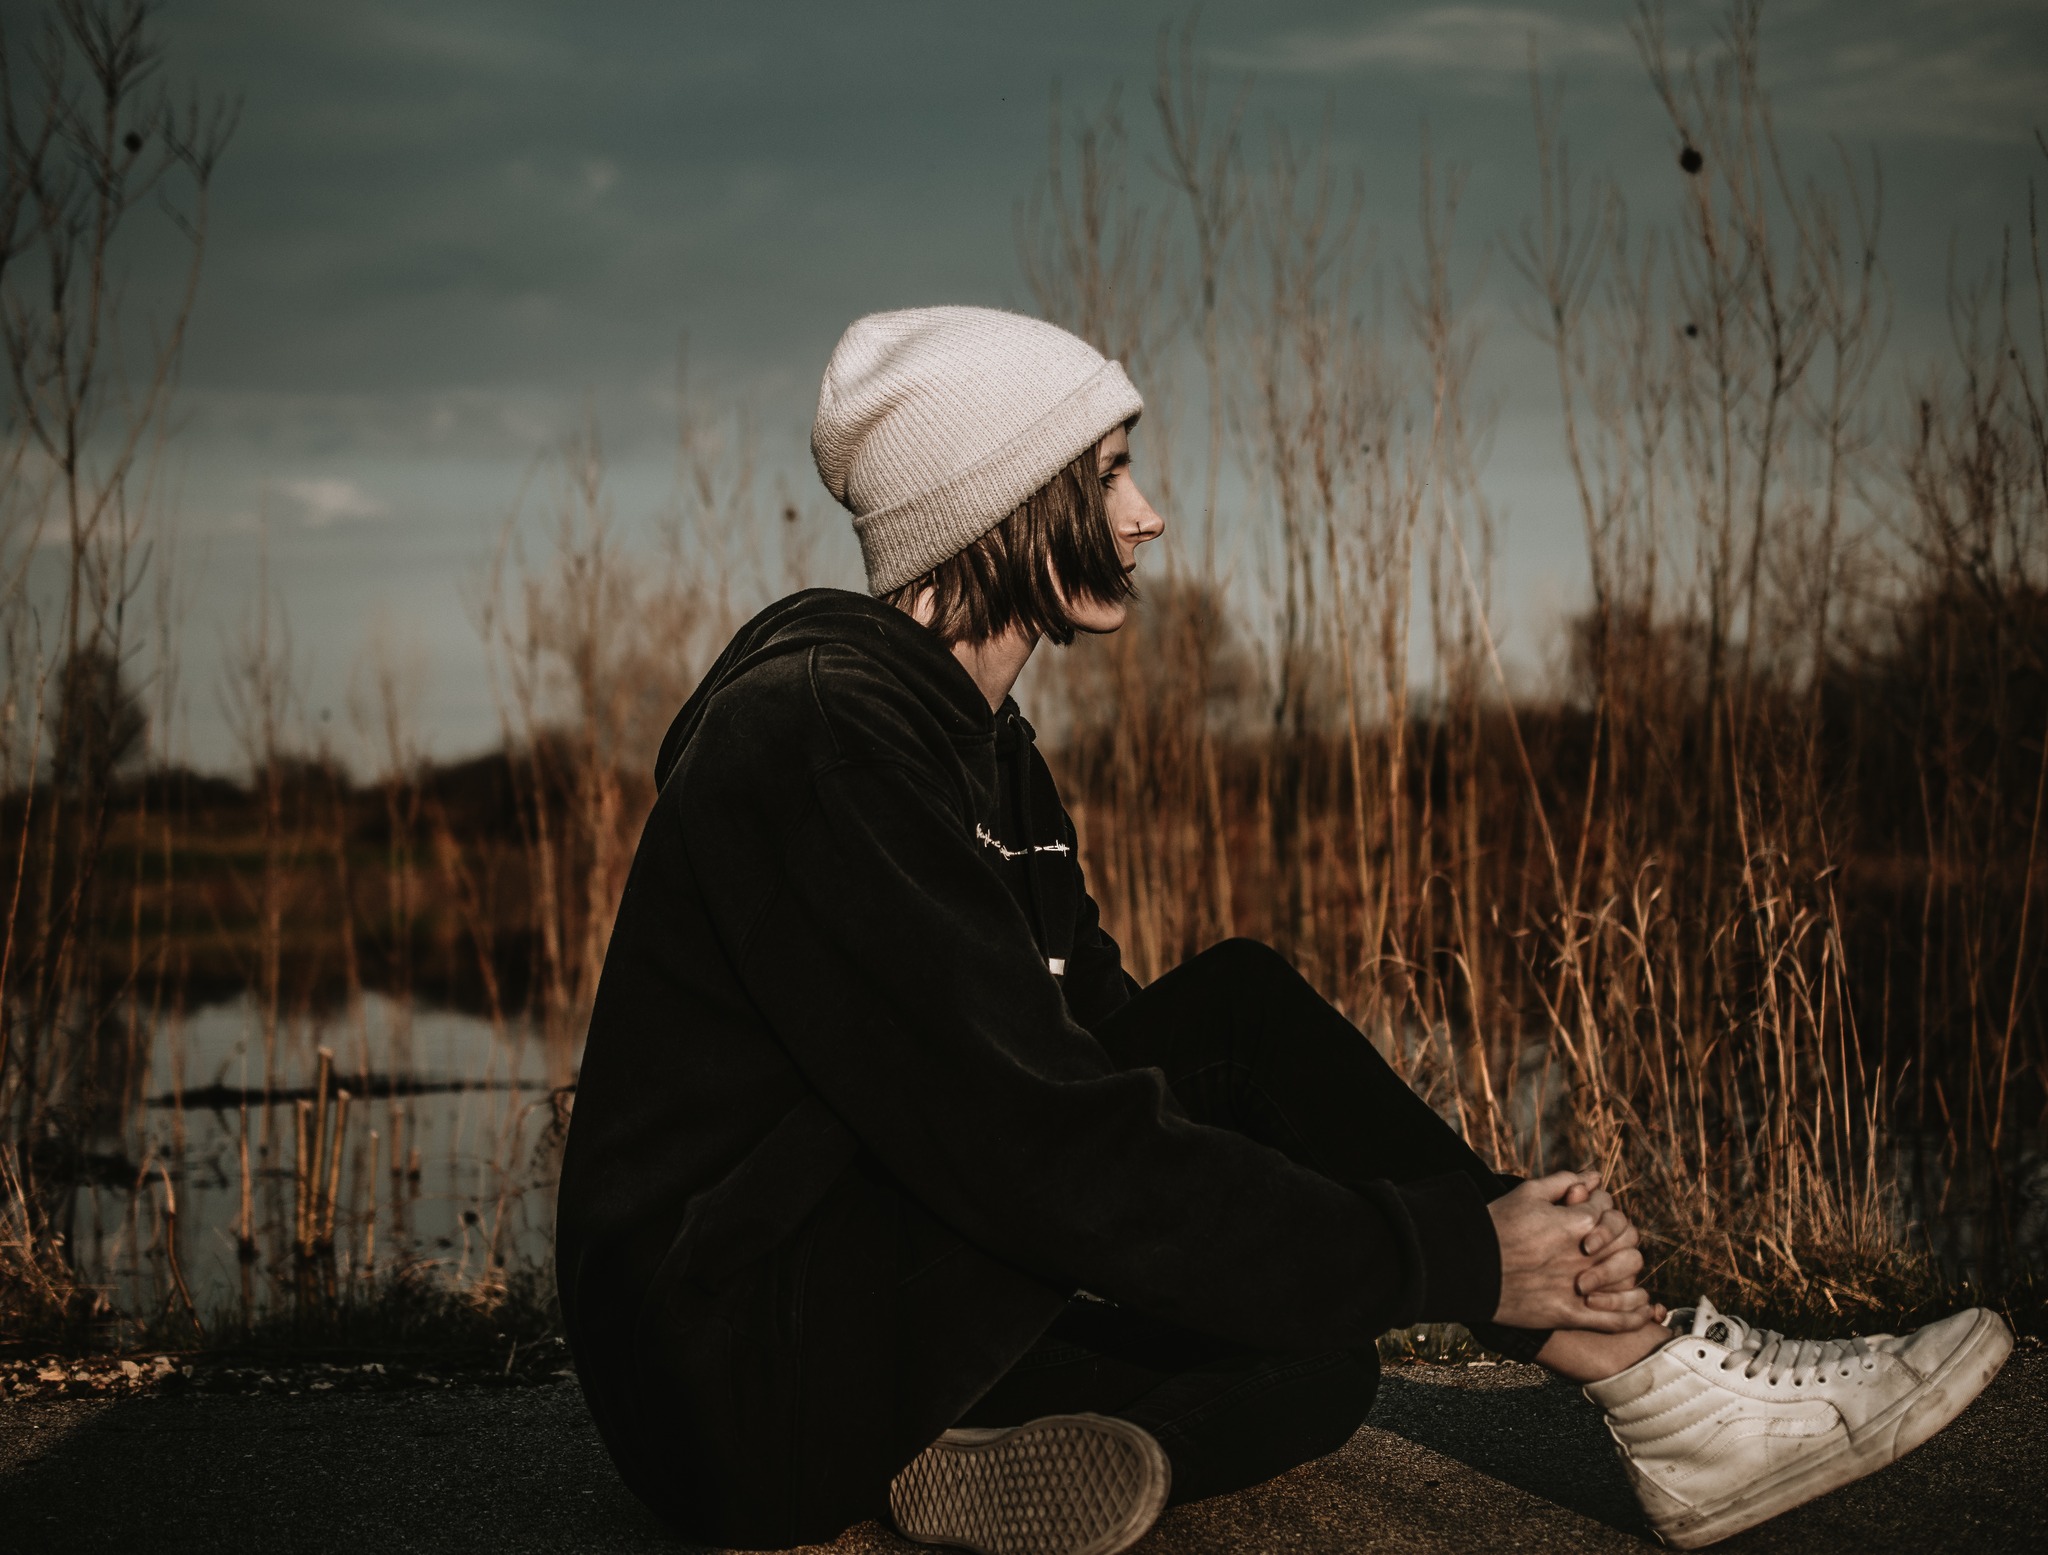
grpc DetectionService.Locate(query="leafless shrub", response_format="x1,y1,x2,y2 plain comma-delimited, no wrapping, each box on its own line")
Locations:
1021,4,2042,1319
0,0,232,1223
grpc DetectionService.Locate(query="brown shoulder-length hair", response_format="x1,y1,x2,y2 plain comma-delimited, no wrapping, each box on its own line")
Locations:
884,441,1134,648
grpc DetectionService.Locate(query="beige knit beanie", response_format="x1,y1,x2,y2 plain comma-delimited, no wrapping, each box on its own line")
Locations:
811,306,1143,595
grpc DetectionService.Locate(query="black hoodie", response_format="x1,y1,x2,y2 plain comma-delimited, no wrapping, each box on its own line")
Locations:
555,589,1501,1543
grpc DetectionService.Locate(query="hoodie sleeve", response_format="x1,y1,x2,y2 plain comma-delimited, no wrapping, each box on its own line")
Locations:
701,670,1501,1351
1057,808,1139,1033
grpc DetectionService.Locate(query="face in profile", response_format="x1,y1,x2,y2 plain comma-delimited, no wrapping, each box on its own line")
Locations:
1060,424,1165,636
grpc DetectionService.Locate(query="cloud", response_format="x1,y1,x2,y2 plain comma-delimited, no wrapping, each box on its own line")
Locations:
1229,5,1634,79
282,477,388,529
1795,31,2048,144
1228,3,2047,144
347,5,554,77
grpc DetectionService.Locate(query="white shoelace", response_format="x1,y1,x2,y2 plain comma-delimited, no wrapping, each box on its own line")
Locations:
1675,1298,1875,1386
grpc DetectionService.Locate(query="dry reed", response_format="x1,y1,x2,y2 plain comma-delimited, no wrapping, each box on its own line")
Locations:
1,1,2042,1352
1032,5,2044,1326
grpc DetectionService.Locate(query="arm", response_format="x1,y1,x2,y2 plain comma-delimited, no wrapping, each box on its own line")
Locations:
707,743,1503,1353
1057,813,1138,1032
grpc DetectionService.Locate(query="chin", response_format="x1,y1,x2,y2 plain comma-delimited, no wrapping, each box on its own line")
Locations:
1071,606,1129,636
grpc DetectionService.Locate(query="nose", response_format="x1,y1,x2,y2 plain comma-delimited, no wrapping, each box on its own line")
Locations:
1127,494,1165,544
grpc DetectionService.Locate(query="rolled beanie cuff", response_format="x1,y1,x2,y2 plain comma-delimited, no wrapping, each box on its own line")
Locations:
855,360,1143,595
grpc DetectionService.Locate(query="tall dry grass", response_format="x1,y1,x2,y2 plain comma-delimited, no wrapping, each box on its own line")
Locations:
1033,4,2045,1324
0,1,233,1217
1,1,2042,1347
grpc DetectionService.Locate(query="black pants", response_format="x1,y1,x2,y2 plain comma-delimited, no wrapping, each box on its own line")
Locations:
953,938,1546,1506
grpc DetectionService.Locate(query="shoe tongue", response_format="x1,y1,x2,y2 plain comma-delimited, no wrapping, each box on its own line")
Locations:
1683,1297,1750,1349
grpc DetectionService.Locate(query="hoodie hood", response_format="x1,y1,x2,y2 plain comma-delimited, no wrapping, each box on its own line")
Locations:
654,588,992,790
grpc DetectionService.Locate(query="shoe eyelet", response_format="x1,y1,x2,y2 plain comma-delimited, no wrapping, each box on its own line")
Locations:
1697,1349,1707,1359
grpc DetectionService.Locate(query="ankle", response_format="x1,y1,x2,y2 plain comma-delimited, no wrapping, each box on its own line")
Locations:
1535,1320,1672,1385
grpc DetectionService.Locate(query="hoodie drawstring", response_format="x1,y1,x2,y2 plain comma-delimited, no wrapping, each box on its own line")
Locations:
1003,709,1064,977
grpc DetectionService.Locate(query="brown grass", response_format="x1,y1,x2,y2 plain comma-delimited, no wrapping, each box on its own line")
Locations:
2,2,2044,1350
1025,4,2047,1330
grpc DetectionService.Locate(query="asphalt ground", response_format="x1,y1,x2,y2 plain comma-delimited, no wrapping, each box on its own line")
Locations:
2,1346,2040,1553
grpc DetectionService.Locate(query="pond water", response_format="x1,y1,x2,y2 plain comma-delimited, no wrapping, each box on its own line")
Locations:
55,991,573,1327
45,999,2046,1332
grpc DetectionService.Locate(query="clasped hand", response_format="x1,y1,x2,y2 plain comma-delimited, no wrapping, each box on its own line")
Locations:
1488,1169,1664,1333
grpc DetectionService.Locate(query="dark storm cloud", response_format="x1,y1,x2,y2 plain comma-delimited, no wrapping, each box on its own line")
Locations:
3,0,2039,764
76,0,2037,465
156,0,1165,426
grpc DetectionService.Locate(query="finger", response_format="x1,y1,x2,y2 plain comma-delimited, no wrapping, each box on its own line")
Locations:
1584,1282,1649,1310
1588,1236,1644,1279
1528,1169,1591,1202
1581,1275,1639,1303
1581,1207,1620,1254
1562,1181,1590,1207
1582,1285,1652,1314
1580,1270,1641,1301
1548,1217,1600,1260
1582,1211,1636,1258
1562,1302,1652,1334
1578,1246,1646,1294
1576,1169,1603,1193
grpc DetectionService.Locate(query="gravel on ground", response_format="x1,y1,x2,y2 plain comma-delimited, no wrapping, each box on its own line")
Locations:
2,1342,2040,1553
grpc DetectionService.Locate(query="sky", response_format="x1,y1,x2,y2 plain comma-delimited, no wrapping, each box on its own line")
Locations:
6,0,2045,772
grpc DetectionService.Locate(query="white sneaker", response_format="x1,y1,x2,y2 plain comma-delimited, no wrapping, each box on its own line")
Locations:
888,1412,1171,1555
1584,1298,2012,1548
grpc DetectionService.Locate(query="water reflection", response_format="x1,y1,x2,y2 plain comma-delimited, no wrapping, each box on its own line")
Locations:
66,991,572,1324
57,1000,2044,1331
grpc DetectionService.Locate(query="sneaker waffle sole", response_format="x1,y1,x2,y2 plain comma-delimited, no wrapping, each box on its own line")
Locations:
1657,1309,2014,1549
888,1412,1171,1555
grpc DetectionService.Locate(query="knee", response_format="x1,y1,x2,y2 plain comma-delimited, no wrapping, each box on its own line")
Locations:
1195,938,1325,1026
1197,937,1302,993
